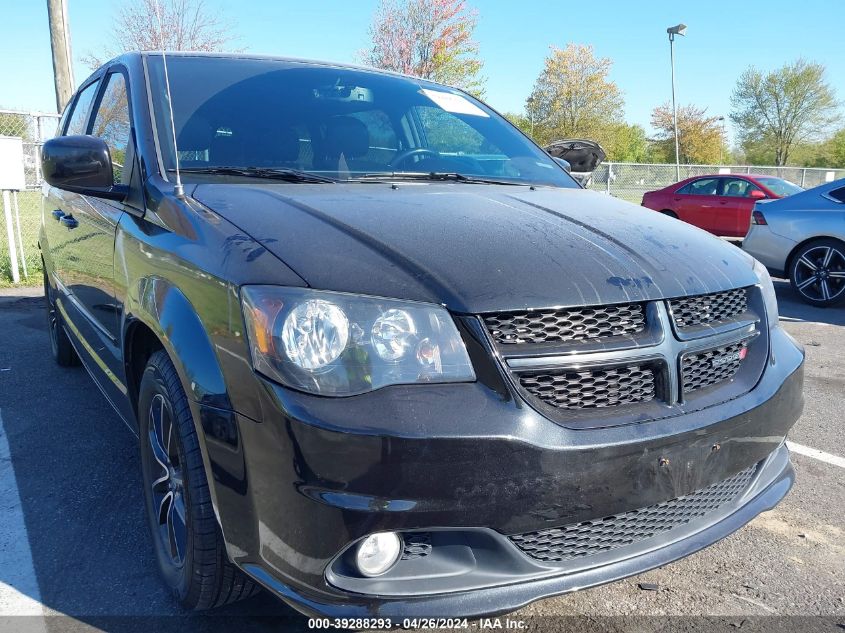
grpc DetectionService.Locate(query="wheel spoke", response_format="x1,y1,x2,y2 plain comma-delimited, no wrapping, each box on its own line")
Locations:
158,489,173,525
148,403,169,473
821,280,830,301
821,247,833,268
796,276,817,290
167,492,187,562
829,271,845,278
798,255,818,271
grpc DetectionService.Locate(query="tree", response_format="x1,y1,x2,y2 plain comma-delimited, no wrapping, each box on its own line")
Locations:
730,59,840,166
650,103,725,164
82,0,241,69
362,0,485,97
603,123,648,163
526,44,624,147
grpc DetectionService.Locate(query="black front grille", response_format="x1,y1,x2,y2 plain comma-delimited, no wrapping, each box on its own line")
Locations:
510,464,757,562
669,288,748,329
483,303,646,345
682,341,746,393
518,364,656,410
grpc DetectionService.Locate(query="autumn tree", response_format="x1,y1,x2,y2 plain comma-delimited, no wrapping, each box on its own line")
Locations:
650,103,724,164
526,44,624,147
363,0,485,96
82,0,241,69
730,59,840,166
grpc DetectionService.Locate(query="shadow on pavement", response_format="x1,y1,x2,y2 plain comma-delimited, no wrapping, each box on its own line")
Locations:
773,279,845,326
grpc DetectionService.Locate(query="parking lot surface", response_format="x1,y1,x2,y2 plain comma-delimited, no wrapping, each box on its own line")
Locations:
0,280,843,632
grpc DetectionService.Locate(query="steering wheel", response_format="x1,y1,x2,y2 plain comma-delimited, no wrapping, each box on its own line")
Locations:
389,148,440,169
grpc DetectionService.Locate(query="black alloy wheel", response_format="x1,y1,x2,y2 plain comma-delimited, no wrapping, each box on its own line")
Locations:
789,239,845,307
138,349,259,609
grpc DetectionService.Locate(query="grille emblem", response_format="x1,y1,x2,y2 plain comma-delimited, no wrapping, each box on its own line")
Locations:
711,346,746,368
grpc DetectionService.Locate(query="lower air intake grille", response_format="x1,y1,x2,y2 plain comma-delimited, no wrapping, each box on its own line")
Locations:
682,341,746,393
518,364,656,410
669,288,748,329
510,464,757,563
483,303,646,345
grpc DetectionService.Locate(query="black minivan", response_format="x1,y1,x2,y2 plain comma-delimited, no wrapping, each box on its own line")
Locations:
40,53,804,619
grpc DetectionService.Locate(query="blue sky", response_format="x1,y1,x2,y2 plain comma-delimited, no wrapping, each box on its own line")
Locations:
4,0,844,140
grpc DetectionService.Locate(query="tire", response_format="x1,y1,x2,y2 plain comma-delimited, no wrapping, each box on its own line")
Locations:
788,238,845,308
138,349,259,609
43,269,80,367
659,210,678,219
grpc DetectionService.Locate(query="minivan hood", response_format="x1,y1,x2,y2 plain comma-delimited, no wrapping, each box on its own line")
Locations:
192,183,757,313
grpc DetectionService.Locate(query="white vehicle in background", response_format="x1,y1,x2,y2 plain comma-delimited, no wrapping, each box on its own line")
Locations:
743,178,845,307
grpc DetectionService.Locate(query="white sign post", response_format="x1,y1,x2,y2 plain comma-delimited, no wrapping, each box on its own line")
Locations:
0,136,27,284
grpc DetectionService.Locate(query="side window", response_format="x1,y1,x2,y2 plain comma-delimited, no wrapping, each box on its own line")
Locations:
827,187,845,203
721,178,754,197
685,178,719,196
65,80,101,136
91,72,131,183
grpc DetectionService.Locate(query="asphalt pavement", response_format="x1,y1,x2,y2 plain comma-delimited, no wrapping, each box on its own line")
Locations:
0,280,842,632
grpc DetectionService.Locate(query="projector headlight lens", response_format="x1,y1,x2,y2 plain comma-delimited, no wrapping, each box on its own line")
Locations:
241,287,475,396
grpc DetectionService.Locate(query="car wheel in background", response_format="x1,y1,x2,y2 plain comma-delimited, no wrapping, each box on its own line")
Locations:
660,210,678,219
43,268,80,367
138,349,259,609
788,238,845,307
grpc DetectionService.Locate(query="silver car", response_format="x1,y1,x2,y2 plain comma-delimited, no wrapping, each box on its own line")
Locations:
744,178,845,307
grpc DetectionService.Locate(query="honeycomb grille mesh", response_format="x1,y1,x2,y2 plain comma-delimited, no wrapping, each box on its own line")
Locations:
483,303,646,345
682,341,746,393
518,364,656,410
669,288,748,329
510,464,757,562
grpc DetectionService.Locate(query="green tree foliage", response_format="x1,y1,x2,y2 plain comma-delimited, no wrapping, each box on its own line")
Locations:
527,44,624,147
730,59,840,166
363,0,485,97
650,103,725,164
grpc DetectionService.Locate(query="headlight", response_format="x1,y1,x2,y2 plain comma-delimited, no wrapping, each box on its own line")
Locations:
752,258,779,328
240,287,476,396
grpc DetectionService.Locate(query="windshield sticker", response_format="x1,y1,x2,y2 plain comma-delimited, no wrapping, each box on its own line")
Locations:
421,89,489,117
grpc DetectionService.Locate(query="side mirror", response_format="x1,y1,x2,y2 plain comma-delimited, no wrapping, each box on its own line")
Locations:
553,157,572,173
749,189,767,200
41,135,128,201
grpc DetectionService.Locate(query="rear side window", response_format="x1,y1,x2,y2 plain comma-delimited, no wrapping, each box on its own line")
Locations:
91,72,131,183
677,178,718,196
65,80,100,136
828,187,845,203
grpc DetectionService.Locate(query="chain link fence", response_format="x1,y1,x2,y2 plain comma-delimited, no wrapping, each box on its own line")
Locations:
585,162,845,204
0,110,60,286
2,113,845,285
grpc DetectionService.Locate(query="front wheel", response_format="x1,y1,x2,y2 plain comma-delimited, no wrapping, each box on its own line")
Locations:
138,349,258,609
788,239,845,307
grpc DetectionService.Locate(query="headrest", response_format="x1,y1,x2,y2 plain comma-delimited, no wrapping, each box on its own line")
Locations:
324,117,369,159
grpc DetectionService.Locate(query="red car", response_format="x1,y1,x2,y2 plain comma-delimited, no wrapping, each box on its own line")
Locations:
641,174,803,238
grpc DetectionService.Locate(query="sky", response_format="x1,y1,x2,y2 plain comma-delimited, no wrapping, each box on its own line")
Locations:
3,0,845,142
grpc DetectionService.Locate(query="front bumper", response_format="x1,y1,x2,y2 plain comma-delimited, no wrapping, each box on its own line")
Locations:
202,326,804,618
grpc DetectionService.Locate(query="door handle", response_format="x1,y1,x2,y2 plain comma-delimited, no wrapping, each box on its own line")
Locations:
719,201,729,205
60,215,79,229
52,209,65,221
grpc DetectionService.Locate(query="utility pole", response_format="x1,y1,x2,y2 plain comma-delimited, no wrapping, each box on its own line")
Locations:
666,23,687,182
47,0,75,112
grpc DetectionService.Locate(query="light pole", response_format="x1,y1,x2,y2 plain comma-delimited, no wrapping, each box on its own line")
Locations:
667,23,687,181
717,116,726,165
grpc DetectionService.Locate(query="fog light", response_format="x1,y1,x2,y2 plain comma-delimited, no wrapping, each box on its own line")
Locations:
356,532,402,577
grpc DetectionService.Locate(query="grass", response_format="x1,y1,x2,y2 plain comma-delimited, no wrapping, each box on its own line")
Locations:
0,190,42,287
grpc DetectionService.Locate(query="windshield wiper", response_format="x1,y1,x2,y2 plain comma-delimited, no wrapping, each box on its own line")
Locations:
351,172,525,186
175,166,337,183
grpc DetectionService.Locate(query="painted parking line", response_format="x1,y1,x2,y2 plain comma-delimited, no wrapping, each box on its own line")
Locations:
0,410,46,628
787,441,845,469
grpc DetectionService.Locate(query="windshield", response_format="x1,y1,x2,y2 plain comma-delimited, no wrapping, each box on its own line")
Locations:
756,177,803,197
146,55,577,188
